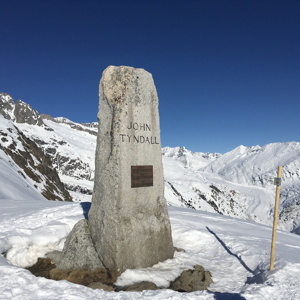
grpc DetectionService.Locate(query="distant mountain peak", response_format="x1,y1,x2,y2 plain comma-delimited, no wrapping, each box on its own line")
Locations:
0,93,43,126
0,93,15,120
14,99,43,126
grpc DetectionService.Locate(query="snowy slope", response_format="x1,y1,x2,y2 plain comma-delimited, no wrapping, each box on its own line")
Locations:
0,147,46,212
164,145,300,233
0,115,71,202
17,119,97,202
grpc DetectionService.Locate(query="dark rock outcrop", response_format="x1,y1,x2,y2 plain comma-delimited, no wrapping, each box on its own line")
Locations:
119,281,159,292
0,93,43,125
88,281,115,291
14,100,44,125
170,265,213,292
0,120,72,201
49,268,119,286
0,93,15,120
26,258,56,279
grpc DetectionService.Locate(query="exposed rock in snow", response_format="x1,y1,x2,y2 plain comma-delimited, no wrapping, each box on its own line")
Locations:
0,94,43,125
14,100,44,126
0,115,72,201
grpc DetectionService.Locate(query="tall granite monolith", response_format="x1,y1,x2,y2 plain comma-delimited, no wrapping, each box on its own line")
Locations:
88,65,174,272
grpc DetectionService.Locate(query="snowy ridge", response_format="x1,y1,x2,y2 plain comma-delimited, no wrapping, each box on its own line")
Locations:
202,142,300,187
162,146,221,170
0,93,15,120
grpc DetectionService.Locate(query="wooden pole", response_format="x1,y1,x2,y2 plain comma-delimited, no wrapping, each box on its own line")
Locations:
269,166,283,271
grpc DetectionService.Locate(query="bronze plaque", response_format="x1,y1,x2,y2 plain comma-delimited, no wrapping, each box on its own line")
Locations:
131,165,153,188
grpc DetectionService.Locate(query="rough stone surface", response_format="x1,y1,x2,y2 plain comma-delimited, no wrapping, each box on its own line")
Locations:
14,100,43,125
45,250,62,265
49,268,69,281
88,282,116,291
50,267,119,286
170,265,213,292
26,258,56,279
88,65,174,272
56,219,103,271
119,281,159,292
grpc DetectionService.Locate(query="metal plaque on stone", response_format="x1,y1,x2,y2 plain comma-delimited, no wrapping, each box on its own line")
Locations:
131,165,153,188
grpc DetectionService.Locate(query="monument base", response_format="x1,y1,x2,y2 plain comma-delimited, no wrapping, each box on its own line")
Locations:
27,256,213,293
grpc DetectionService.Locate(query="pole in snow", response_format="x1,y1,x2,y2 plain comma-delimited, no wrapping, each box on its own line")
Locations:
269,166,283,271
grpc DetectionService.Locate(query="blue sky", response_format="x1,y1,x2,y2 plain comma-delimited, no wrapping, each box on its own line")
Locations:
1,0,299,153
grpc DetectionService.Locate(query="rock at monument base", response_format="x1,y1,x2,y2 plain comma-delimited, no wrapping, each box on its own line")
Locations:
45,250,62,265
88,281,116,292
56,219,103,271
50,267,119,286
26,257,213,294
119,281,159,292
26,258,55,279
170,265,213,292
88,65,174,273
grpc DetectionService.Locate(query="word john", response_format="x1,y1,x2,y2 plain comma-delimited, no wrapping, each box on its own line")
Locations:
127,122,151,131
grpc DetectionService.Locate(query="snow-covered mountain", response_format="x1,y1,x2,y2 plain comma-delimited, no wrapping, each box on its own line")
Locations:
164,145,300,234
0,94,72,202
0,93,96,202
0,92,299,234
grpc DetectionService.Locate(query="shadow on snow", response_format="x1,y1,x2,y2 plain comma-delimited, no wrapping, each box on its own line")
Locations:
80,202,91,219
206,226,267,289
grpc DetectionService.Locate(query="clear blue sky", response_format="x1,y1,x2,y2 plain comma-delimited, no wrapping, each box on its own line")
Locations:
1,0,299,153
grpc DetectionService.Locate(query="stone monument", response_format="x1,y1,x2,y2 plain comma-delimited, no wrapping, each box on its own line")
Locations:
56,65,174,274
88,65,174,272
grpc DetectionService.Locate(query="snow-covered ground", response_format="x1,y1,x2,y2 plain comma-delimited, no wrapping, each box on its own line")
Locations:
1,196,300,299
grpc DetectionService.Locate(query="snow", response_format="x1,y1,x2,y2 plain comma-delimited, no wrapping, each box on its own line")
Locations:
202,143,300,187
0,150,44,205
162,146,220,170
1,192,300,299
0,116,24,151
0,94,12,103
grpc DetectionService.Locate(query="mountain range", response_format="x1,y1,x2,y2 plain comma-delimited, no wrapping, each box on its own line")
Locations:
0,92,299,234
